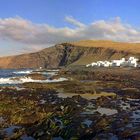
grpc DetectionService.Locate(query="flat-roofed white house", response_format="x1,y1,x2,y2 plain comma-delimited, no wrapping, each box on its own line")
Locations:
86,57,139,68
127,57,139,67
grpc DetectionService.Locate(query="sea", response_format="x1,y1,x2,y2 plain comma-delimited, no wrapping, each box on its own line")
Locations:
0,69,66,86
0,69,32,78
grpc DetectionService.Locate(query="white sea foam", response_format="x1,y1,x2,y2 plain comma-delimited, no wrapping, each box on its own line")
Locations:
13,70,33,74
0,77,67,84
37,71,57,76
14,70,58,76
47,69,59,72
15,87,26,91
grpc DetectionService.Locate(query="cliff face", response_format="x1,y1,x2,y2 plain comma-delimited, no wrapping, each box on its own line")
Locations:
0,41,140,69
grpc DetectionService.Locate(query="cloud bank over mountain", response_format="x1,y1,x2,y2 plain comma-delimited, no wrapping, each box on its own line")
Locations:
0,16,140,54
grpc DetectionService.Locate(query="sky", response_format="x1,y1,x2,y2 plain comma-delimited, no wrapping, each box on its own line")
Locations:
0,0,140,56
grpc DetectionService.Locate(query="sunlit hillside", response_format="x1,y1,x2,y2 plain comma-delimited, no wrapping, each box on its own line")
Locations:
71,40,140,53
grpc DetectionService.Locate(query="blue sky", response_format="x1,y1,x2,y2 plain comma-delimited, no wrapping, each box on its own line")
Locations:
0,0,140,26
0,0,140,56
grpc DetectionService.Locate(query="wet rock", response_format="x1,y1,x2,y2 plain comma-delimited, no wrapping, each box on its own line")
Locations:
94,117,111,132
118,129,133,139
131,133,140,140
26,73,47,80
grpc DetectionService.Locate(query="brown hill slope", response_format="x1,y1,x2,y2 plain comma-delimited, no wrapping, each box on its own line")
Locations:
72,40,140,53
0,40,140,69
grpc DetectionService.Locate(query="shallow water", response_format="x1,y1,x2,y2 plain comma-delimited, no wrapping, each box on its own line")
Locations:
21,135,35,140
82,103,118,116
1,126,21,136
81,108,118,116
131,110,140,123
96,107,118,116
58,92,116,100
82,119,92,127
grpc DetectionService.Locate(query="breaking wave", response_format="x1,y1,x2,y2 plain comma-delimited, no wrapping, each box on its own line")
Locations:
13,70,33,74
0,77,67,85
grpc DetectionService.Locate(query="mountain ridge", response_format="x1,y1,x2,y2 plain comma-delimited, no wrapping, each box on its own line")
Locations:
0,40,140,69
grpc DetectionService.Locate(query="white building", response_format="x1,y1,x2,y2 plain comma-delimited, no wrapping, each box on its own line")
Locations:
86,57,139,68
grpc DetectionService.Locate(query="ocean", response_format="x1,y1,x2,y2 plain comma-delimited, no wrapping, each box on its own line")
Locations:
0,69,33,78
0,69,67,85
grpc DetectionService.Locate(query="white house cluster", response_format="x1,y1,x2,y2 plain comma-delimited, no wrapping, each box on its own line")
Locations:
86,57,139,68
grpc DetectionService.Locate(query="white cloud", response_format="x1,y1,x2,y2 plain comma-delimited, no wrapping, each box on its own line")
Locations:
0,16,140,51
65,16,85,28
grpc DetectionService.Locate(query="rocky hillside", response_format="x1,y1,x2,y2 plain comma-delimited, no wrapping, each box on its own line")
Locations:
0,40,140,69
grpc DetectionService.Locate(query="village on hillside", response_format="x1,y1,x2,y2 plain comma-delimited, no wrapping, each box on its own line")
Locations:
86,57,140,68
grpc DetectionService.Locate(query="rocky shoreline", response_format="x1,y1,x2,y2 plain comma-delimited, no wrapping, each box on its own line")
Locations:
0,67,140,140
